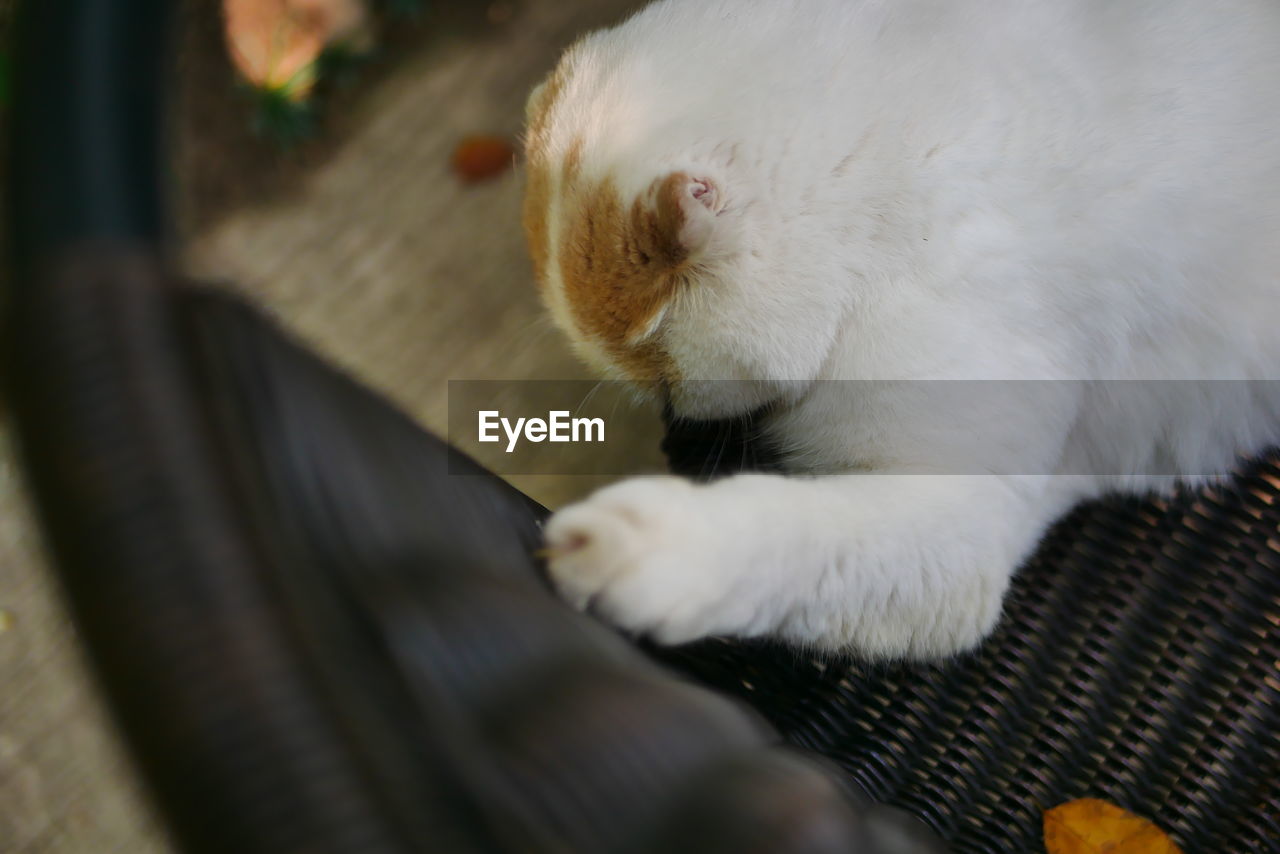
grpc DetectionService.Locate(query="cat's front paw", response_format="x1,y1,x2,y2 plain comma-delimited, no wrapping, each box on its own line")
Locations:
543,477,750,644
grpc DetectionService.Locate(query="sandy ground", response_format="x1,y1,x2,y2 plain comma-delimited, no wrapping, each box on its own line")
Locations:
0,1,653,850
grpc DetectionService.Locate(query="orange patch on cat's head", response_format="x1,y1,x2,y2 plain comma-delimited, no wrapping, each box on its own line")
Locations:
528,167,719,387
555,173,710,384
522,65,721,386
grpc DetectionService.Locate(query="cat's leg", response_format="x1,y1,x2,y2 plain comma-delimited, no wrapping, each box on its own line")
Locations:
544,472,1089,659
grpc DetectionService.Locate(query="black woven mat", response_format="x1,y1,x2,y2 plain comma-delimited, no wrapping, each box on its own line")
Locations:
656,419,1280,852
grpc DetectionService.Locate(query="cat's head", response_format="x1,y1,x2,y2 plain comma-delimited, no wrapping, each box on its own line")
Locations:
521,51,847,419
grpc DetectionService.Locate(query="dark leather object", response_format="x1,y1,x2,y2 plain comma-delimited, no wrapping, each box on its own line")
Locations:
4,0,1276,852
180,286,948,854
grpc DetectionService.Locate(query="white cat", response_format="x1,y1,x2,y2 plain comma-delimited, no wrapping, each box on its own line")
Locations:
521,0,1280,659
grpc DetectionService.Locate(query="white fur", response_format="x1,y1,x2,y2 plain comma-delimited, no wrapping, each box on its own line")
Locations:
535,0,1280,658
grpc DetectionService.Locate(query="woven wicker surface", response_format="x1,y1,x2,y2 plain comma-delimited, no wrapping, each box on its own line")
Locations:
658,446,1280,851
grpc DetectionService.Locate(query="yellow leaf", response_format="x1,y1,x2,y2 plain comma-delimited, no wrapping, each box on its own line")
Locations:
1044,799,1184,854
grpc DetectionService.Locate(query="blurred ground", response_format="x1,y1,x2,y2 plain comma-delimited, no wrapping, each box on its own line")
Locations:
0,1,651,850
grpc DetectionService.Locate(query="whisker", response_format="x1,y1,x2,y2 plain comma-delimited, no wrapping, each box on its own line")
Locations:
577,380,605,411
702,418,731,481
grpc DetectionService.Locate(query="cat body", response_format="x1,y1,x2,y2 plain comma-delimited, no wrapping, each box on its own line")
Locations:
522,0,1280,657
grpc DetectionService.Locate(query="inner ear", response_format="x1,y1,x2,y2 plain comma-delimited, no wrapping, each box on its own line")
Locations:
687,178,718,210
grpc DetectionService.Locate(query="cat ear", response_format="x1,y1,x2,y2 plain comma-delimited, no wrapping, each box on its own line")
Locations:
650,172,722,262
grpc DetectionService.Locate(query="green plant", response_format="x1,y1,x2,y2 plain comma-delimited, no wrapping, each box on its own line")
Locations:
244,83,318,147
